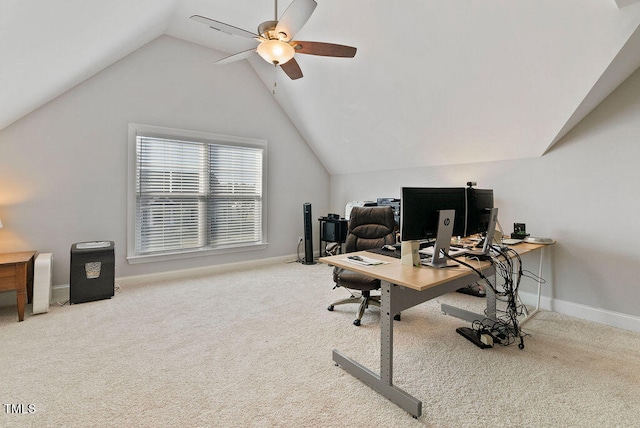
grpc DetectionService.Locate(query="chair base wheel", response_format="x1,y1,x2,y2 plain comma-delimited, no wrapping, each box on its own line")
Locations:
394,314,401,321
327,305,334,311
353,319,361,326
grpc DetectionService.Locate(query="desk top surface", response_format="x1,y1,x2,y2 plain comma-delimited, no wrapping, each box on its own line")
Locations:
319,243,544,292
0,251,37,265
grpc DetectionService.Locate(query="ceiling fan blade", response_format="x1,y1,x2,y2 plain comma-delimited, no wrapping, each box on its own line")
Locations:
280,57,303,80
275,0,317,41
292,41,357,58
190,15,258,39
216,48,257,65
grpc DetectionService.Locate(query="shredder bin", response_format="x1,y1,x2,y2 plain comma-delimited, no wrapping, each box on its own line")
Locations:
70,241,115,304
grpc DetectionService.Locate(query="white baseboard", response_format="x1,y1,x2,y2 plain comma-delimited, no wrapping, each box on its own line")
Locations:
518,291,640,334
51,284,70,304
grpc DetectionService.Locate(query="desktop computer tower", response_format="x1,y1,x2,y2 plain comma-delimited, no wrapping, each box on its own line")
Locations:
70,241,115,304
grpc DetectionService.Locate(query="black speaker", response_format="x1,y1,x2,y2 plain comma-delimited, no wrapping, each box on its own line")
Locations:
303,202,315,264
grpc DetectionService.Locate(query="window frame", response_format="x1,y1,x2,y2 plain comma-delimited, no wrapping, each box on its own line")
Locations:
127,123,268,264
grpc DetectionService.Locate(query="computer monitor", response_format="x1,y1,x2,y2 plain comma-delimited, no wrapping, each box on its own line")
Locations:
466,188,494,236
400,187,467,242
467,207,499,257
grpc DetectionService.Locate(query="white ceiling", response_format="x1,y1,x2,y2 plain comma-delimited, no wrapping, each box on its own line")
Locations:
3,0,640,174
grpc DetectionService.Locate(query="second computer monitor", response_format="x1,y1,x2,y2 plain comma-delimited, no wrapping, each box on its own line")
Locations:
467,207,499,257
466,188,494,236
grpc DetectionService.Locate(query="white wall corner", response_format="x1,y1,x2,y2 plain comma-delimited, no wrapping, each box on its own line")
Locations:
615,0,640,9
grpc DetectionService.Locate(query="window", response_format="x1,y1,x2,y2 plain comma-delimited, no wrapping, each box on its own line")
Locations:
127,124,267,263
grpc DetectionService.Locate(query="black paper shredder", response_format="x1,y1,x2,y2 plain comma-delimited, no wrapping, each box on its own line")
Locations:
70,241,115,304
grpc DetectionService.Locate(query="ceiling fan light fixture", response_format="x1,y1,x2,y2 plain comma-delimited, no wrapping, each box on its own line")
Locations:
191,0,355,80
257,40,295,65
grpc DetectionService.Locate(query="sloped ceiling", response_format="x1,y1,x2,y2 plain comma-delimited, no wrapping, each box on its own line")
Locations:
2,0,640,175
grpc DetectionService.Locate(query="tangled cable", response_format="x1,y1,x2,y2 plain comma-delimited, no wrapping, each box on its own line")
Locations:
445,245,544,349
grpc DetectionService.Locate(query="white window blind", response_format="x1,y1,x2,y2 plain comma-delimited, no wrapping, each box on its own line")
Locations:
132,129,265,259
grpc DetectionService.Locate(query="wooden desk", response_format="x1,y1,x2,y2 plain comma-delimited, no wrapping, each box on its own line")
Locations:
320,243,544,418
0,251,37,322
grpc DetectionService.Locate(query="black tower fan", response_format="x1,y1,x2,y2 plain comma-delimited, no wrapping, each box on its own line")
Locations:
302,203,315,264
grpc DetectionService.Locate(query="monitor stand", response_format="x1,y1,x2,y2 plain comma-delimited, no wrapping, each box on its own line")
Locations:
467,207,499,259
428,209,458,268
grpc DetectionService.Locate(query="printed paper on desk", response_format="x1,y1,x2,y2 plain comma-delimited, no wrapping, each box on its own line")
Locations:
342,256,389,266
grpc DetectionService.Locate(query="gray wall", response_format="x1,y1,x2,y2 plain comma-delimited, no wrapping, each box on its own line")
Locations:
1,33,638,331
331,66,640,327
0,36,329,285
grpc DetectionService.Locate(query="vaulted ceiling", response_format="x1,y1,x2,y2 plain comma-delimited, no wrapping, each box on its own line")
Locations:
2,0,640,174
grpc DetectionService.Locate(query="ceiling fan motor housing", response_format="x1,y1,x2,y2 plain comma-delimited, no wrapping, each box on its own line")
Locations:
258,20,280,40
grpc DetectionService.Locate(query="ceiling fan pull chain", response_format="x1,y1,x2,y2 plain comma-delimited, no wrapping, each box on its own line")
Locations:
273,64,277,95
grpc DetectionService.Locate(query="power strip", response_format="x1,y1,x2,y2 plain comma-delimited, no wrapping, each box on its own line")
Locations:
456,327,493,349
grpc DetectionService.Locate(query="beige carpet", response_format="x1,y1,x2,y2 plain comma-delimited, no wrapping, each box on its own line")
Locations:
1,261,639,427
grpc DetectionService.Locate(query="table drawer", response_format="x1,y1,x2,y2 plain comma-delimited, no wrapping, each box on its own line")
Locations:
0,264,16,278
0,264,17,291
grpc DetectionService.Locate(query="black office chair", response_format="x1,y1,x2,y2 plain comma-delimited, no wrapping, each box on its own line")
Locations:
327,206,399,326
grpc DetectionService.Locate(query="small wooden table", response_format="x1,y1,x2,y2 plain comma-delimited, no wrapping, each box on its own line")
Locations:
0,251,37,321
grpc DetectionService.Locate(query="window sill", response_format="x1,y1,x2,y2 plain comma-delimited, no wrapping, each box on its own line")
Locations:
127,242,268,264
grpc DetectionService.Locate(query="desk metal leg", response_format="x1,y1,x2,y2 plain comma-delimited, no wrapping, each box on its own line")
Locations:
333,278,477,417
441,276,497,324
519,246,546,325
332,281,422,418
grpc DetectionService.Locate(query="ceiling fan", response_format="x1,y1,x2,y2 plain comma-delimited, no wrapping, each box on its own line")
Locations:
190,0,357,80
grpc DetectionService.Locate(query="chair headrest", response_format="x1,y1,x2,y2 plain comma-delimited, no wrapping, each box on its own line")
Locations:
348,206,395,238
